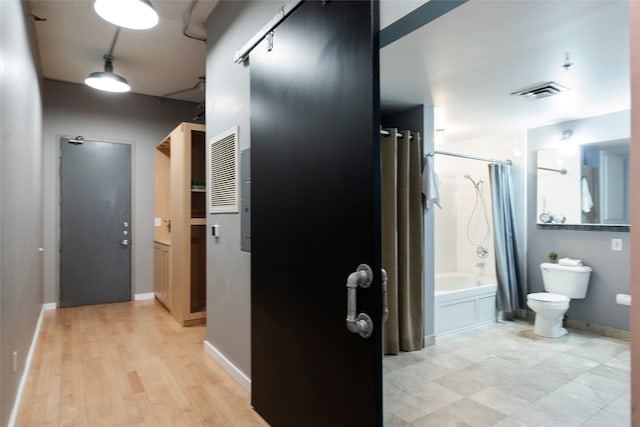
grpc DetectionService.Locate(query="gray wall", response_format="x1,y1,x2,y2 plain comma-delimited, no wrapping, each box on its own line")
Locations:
527,111,631,330
382,105,424,135
0,0,44,424
42,79,200,303
205,0,284,377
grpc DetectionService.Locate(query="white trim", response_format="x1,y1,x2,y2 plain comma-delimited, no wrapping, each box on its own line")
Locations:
42,302,57,310
203,340,251,393
423,335,436,347
134,292,155,301
8,304,46,427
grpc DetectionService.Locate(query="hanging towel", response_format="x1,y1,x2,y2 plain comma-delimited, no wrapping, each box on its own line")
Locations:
559,257,584,267
422,155,442,211
581,176,593,213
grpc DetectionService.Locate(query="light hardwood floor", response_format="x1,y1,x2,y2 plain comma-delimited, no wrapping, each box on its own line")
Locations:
17,300,268,426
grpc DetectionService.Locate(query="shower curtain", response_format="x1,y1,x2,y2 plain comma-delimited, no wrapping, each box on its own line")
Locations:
488,163,524,315
381,129,424,354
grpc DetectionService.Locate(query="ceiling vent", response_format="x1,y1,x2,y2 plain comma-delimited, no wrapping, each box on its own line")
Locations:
510,81,569,100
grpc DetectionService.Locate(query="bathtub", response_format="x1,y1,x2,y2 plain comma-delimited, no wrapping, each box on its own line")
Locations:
434,272,497,336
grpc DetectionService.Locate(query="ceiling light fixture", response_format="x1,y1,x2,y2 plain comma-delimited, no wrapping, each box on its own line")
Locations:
94,0,159,30
85,28,131,93
85,56,131,93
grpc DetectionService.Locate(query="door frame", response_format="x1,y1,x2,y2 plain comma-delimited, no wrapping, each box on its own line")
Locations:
56,134,136,305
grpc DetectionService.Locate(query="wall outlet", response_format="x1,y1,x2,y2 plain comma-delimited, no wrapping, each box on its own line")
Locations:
12,350,18,373
611,238,623,251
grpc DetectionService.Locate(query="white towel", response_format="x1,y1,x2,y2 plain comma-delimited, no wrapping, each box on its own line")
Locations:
559,257,583,267
581,176,593,213
422,155,442,211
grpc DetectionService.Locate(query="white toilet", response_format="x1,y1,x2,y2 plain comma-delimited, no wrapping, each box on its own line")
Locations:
527,262,592,338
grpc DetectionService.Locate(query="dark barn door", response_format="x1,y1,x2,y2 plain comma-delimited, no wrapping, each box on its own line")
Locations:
250,1,382,426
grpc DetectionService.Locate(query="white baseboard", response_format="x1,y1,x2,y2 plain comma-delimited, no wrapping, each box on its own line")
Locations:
42,302,56,310
134,292,155,301
424,335,436,347
8,304,46,427
203,340,251,393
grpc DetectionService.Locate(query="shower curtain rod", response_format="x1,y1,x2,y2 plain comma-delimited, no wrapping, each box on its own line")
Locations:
379,130,510,164
426,150,512,165
537,166,567,175
380,129,414,140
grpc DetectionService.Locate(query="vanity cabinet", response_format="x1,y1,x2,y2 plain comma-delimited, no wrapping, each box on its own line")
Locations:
154,122,206,326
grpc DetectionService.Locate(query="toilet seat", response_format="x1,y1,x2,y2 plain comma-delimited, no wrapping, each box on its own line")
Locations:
527,292,569,303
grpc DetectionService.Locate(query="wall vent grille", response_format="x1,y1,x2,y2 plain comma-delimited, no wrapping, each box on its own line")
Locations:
209,126,239,213
511,81,569,100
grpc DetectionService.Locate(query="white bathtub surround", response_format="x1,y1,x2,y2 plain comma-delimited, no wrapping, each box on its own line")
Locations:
433,132,525,279
434,272,497,336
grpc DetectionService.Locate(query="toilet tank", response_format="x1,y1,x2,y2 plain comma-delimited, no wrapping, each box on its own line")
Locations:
540,263,592,298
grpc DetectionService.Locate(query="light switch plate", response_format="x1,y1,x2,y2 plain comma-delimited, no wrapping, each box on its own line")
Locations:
611,238,623,251
154,217,162,227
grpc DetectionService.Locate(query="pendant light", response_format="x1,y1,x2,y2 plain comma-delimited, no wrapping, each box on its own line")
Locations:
94,0,159,30
85,55,131,93
85,28,131,93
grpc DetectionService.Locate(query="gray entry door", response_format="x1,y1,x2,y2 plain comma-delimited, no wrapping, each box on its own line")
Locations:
60,138,132,307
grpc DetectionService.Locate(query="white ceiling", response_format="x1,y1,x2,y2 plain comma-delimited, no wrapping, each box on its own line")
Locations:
380,0,630,144
27,0,219,103
26,0,631,137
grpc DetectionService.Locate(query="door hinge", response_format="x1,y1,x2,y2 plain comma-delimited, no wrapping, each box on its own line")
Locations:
68,136,84,145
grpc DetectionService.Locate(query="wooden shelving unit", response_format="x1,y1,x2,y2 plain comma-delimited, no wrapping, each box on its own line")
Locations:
154,122,206,326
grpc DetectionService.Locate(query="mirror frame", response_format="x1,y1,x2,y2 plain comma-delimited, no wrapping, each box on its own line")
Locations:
536,138,630,230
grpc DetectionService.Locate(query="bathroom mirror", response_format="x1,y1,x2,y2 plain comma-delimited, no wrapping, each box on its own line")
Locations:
536,139,630,226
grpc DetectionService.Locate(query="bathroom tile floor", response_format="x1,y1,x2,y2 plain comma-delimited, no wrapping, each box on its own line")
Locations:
384,320,630,426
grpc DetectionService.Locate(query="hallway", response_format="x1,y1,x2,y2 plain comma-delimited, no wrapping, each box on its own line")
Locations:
16,300,267,426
